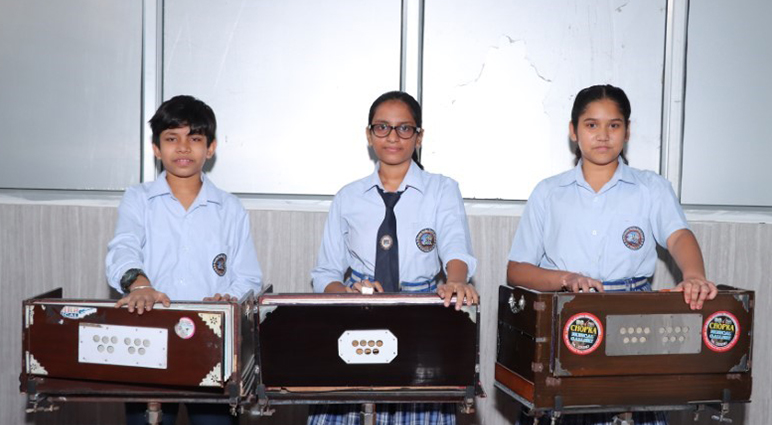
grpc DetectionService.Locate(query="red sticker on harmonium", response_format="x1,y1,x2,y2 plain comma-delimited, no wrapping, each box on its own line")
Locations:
563,313,604,355
703,311,740,352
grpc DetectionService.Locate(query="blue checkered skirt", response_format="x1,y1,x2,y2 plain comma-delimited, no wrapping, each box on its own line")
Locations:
308,403,455,425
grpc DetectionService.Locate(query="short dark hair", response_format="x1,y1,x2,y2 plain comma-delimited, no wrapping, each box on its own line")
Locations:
571,85,631,164
149,95,217,147
368,91,424,169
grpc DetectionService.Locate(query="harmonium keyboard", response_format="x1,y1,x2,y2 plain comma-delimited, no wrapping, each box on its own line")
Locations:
253,292,483,413
495,285,754,420
20,288,258,414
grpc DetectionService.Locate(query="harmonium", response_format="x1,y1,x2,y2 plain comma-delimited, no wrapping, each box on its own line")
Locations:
20,288,258,415
253,291,483,414
495,285,754,420
20,287,483,419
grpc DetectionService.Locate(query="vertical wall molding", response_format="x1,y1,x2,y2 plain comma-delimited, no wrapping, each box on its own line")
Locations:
660,0,690,197
400,0,424,102
140,0,164,183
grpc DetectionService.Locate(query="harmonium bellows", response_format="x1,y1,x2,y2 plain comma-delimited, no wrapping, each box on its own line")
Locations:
495,285,754,417
255,292,483,409
20,288,257,411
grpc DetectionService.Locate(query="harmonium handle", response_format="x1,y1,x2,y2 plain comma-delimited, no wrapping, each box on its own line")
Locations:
508,293,525,314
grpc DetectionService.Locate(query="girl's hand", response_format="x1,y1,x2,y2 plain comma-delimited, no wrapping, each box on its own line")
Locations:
674,277,717,310
437,281,479,310
351,280,384,294
203,293,236,302
561,273,604,293
115,287,171,314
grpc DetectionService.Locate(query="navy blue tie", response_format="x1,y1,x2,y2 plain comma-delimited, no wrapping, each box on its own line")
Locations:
374,187,402,292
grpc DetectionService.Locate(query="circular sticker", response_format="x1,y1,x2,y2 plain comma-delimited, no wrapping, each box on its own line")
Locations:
563,313,604,355
703,311,740,352
175,317,196,339
379,234,394,250
415,228,437,253
622,226,645,250
212,253,227,276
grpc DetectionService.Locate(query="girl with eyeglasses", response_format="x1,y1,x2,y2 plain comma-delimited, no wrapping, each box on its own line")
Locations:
309,90,479,425
507,84,717,425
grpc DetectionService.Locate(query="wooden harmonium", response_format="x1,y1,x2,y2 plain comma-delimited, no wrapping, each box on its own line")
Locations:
20,288,257,411
495,285,754,415
255,292,482,408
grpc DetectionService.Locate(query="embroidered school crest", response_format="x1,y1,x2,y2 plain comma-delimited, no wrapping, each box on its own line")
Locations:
622,226,645,251
212,253,227,276
379,235,394,250
415,228,437,253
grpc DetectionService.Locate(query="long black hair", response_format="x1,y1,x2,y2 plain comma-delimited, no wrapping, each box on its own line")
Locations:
570,85,630,165
368,91,424,169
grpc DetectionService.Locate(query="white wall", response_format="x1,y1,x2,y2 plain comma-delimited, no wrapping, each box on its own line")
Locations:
163,0,402,196
0,0,142,190
680,0,772,207
422,0,666,199
7,0,763,206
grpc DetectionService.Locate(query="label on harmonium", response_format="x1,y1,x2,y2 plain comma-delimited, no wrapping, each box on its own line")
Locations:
605,314,702,356
338,329,398,364
78,323,168,369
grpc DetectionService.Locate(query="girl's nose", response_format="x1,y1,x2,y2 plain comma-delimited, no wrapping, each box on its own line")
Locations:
386,128,400,143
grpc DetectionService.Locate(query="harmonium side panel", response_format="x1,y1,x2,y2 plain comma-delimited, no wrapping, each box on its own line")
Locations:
22,300,231,390
554,290,753,377
495,285,555,404
237,296,257,398
257,295,479,389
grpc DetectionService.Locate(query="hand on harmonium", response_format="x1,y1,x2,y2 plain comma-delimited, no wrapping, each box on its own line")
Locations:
351,280,383,294
203,293,237,302
437,281,479,310
560,272,604,293
673,276,718,310
114,285,171,315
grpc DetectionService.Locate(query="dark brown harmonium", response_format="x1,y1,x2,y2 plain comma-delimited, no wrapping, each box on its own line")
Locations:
496,285,754,418
20,288,258,413
253,292,483,412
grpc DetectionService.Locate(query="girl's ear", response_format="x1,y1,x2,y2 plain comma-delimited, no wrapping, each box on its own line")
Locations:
625,122,631,142
416,128,424,149
569,121,578,143
365,126,373,146
152,143,162,159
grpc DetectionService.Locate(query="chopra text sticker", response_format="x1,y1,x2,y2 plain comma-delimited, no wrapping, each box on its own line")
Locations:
703,311,740,352
563,312,604,355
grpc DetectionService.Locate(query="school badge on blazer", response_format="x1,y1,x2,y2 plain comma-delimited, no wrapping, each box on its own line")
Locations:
415,228,436,252
212,253,227,276
622,226,644,250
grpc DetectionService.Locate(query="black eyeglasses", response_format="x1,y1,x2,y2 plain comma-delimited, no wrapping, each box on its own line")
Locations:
368,123,422,139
